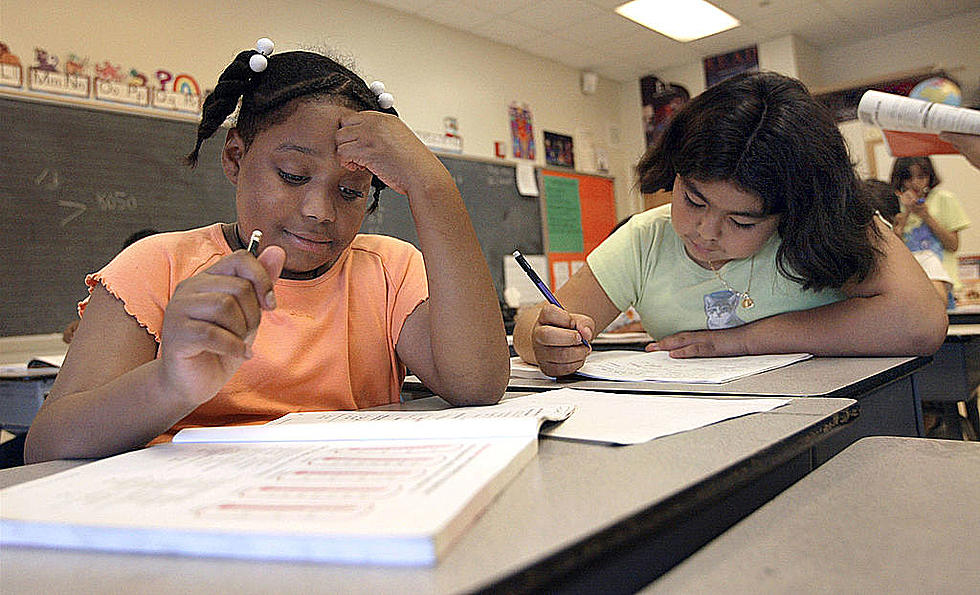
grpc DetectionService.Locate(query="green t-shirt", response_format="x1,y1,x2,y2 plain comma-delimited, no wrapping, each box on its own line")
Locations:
901,187,970,289
587,205,844,340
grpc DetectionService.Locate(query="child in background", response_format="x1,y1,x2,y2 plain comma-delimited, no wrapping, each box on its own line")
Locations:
514,72,946,376
865,180,952,302
890,156,969,307
26,39,509,463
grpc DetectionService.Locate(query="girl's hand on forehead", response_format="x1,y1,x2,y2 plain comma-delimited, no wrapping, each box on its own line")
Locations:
335,111,448,197
157,246,284,402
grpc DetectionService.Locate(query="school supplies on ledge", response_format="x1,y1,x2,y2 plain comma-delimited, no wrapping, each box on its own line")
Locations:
512,350,812,383
0,403,572,566
857,90,980,157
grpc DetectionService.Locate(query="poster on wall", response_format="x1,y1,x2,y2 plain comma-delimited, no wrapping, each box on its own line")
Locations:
703,45,758,88
640,75,689,148
509,103,536,160
544,131,574,168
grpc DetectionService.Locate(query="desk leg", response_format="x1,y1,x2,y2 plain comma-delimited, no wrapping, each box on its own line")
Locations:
910,373,925,437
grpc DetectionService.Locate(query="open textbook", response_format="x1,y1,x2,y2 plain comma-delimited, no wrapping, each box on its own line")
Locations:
0,403,572,566
511,350,811,383
857,90,980,157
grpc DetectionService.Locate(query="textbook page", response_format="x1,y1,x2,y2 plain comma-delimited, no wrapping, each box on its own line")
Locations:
576,350,812,383
174,402,574,443
857,90,980,135
502,388,790,445
0,435,537,565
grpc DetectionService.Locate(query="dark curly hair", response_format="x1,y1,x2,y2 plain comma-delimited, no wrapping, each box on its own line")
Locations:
636,71,881,291
186,46,399,212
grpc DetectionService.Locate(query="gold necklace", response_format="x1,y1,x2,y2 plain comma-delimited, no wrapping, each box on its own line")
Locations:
708,256,755,309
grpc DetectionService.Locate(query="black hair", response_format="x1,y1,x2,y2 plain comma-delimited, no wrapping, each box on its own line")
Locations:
890,156,940,193
637,71,881,291
186,47,399,212
863,179,900,224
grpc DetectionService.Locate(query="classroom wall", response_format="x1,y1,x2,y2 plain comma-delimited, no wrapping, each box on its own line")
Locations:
4,2,979,252
1,0,635,218
622,9,980,252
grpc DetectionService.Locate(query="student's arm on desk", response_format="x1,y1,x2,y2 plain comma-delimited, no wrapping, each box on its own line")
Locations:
25,249,283,464
513,265,621,377
653,222,948,358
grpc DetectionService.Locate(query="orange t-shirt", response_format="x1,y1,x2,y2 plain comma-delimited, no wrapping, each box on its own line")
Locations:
82,224,428,441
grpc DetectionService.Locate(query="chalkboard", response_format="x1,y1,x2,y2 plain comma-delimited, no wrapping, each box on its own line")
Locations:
360,155,543,305
0,95,235,337
0,95,542,336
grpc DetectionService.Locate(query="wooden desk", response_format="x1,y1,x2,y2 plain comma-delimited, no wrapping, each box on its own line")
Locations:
644,436,980,593
1,395,857,594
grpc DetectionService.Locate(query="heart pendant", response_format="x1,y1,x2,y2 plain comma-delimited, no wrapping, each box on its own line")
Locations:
741,296,755,309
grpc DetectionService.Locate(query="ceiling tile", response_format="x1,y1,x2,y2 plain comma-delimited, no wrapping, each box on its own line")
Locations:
469,17,545,47
454,0,537,16
516,0,609,32
511,33,604,69
416,1,496,30
366,0,440,15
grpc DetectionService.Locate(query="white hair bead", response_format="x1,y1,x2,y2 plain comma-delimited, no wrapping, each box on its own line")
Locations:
369,80,385,95
249,53,268,73
255,37,275,56
377,92,394,109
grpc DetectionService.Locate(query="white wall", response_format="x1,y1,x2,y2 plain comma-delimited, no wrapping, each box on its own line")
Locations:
1,0,635,217
4,2,979,240
622,11,980,252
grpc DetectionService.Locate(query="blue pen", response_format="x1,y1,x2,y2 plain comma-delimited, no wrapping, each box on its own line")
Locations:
512,250,591,349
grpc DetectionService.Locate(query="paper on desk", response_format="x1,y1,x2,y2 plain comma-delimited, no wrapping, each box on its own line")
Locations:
576,350,812,383
173,402,574,443
515,161,538,196
502,388,790,445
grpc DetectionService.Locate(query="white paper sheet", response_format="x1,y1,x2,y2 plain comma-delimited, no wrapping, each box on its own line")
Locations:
501,388,790,445
576,350,812,383
174,402,574,443
515,161,538,196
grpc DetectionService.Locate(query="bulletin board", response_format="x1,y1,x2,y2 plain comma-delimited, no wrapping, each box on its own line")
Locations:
538,169,617,291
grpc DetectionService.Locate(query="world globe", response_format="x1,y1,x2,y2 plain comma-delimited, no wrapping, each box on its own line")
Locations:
909,77,962,105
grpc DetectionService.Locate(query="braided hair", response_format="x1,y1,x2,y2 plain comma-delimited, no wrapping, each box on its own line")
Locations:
186,48,398,211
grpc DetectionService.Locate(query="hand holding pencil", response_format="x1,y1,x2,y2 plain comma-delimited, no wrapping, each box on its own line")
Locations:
157,229,284,403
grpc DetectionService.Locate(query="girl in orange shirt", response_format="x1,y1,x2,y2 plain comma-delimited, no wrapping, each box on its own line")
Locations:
26,39,509,462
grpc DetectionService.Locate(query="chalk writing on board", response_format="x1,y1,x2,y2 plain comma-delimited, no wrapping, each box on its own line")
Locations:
96,191,137,212
34,168,61,190
482,165,512,187
58,200,87,226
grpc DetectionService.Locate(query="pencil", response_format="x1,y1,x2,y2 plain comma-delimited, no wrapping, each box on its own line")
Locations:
246,230,263,257
512,250,591,349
